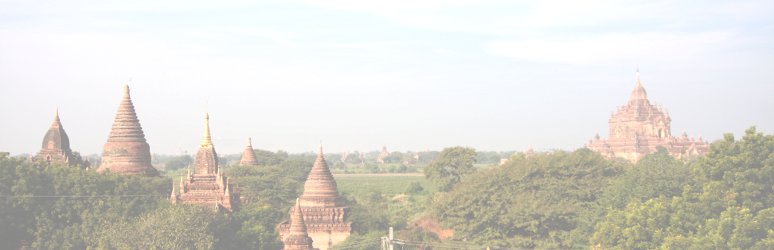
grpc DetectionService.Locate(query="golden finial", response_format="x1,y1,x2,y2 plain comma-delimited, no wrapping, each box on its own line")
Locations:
200,112,212,146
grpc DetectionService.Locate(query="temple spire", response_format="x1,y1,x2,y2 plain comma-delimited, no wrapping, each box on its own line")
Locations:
52,108,61,128
629,69,648,102
201,113,213,147
283,198,314,250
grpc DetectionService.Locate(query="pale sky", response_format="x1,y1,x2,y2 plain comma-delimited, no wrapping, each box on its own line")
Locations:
1,0,772,155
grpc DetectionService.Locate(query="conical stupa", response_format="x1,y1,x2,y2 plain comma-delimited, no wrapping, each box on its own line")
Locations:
239,137,259,166
97,85,157,176
279,144,351,250
300,145,343,207
283,198,315,250
35,109,77,166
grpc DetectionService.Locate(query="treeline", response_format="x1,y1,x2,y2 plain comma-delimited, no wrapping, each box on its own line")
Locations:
428,127,774,249
0,151,407,249
0,154,318,249
158,149,512,174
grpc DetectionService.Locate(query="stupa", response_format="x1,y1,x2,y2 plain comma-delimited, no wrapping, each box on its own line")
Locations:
34,109,79,166
171,113,238,212
587,71,709,162
282,199,316,250
97,85,157,175
278,145,351,250
239,137,259,166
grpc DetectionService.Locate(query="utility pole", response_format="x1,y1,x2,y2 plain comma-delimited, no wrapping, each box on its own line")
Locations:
381,227,395,250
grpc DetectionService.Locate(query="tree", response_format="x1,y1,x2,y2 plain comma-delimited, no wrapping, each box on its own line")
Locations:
424,147,477,192
432,149,624,249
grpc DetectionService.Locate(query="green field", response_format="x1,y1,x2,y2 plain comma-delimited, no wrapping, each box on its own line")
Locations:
334,174,436,197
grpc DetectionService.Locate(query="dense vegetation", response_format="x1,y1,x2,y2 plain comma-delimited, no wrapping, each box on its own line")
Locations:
2,127,772,249
427,127,774,249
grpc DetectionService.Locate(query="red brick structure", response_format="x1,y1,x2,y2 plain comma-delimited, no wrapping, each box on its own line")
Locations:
97,85,157,175
171,113,238,212
279,145,351,250
34,109,80,166
283,198,317,250
587,71,709,162
239,137,259,166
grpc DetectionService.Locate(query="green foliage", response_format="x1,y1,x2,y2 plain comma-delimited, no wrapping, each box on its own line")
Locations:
432,149,624,248
0,156,169,248
331,231,383,250
405,181,425,194
226,156,311,207
424,146,477,192
591,127,774,249
251,149,289,166
92,205,214,249
163,154,193,171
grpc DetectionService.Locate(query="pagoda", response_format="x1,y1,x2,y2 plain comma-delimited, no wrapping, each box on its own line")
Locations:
239,137,259,166
34,109,80,166
587,71,709,162
171,113,238,212
282,199,316,250
279,145,351,250
97,85,157,175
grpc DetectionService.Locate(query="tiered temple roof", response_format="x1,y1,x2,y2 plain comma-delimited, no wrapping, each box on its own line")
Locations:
35,109,79,166
239,137,259,166
279,145,351,250
97,85,157,176
587,71,709,162
283,199,316,250
172,113,237,212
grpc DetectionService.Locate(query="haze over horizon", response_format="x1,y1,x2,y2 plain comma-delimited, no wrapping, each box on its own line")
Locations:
1,0,773,155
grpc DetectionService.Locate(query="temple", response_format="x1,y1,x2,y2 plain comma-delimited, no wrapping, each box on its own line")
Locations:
587,71,709,162
97,85,157,175
171,113,238,212
282,199,317,250
278,145,351,250
34,109,81,166
239,137,259,166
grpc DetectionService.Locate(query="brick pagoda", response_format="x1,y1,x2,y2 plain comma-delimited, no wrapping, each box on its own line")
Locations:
279,145,351,250
239,137,259,166
282,198,316,250
171,113,238,212
34,109,80,166
587,71,709,162
97,85,157,175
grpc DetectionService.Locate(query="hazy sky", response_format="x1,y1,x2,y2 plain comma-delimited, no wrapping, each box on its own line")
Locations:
1,0,772,155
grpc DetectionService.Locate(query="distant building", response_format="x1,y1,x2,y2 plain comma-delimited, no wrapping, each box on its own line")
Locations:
587,71,709,162
34,109,81,166
239,137,259,166
278,145,351,250
97,85,157,175
377,145,389,164
171,113,238,212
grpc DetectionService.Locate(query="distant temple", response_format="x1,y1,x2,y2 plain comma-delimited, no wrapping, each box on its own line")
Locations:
377,145,389,164
279,145,351,250
171,113,238,212
587,71,709,162
239,137,259,166
34,109,82,166
97,85,157,175
282,199,317,250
